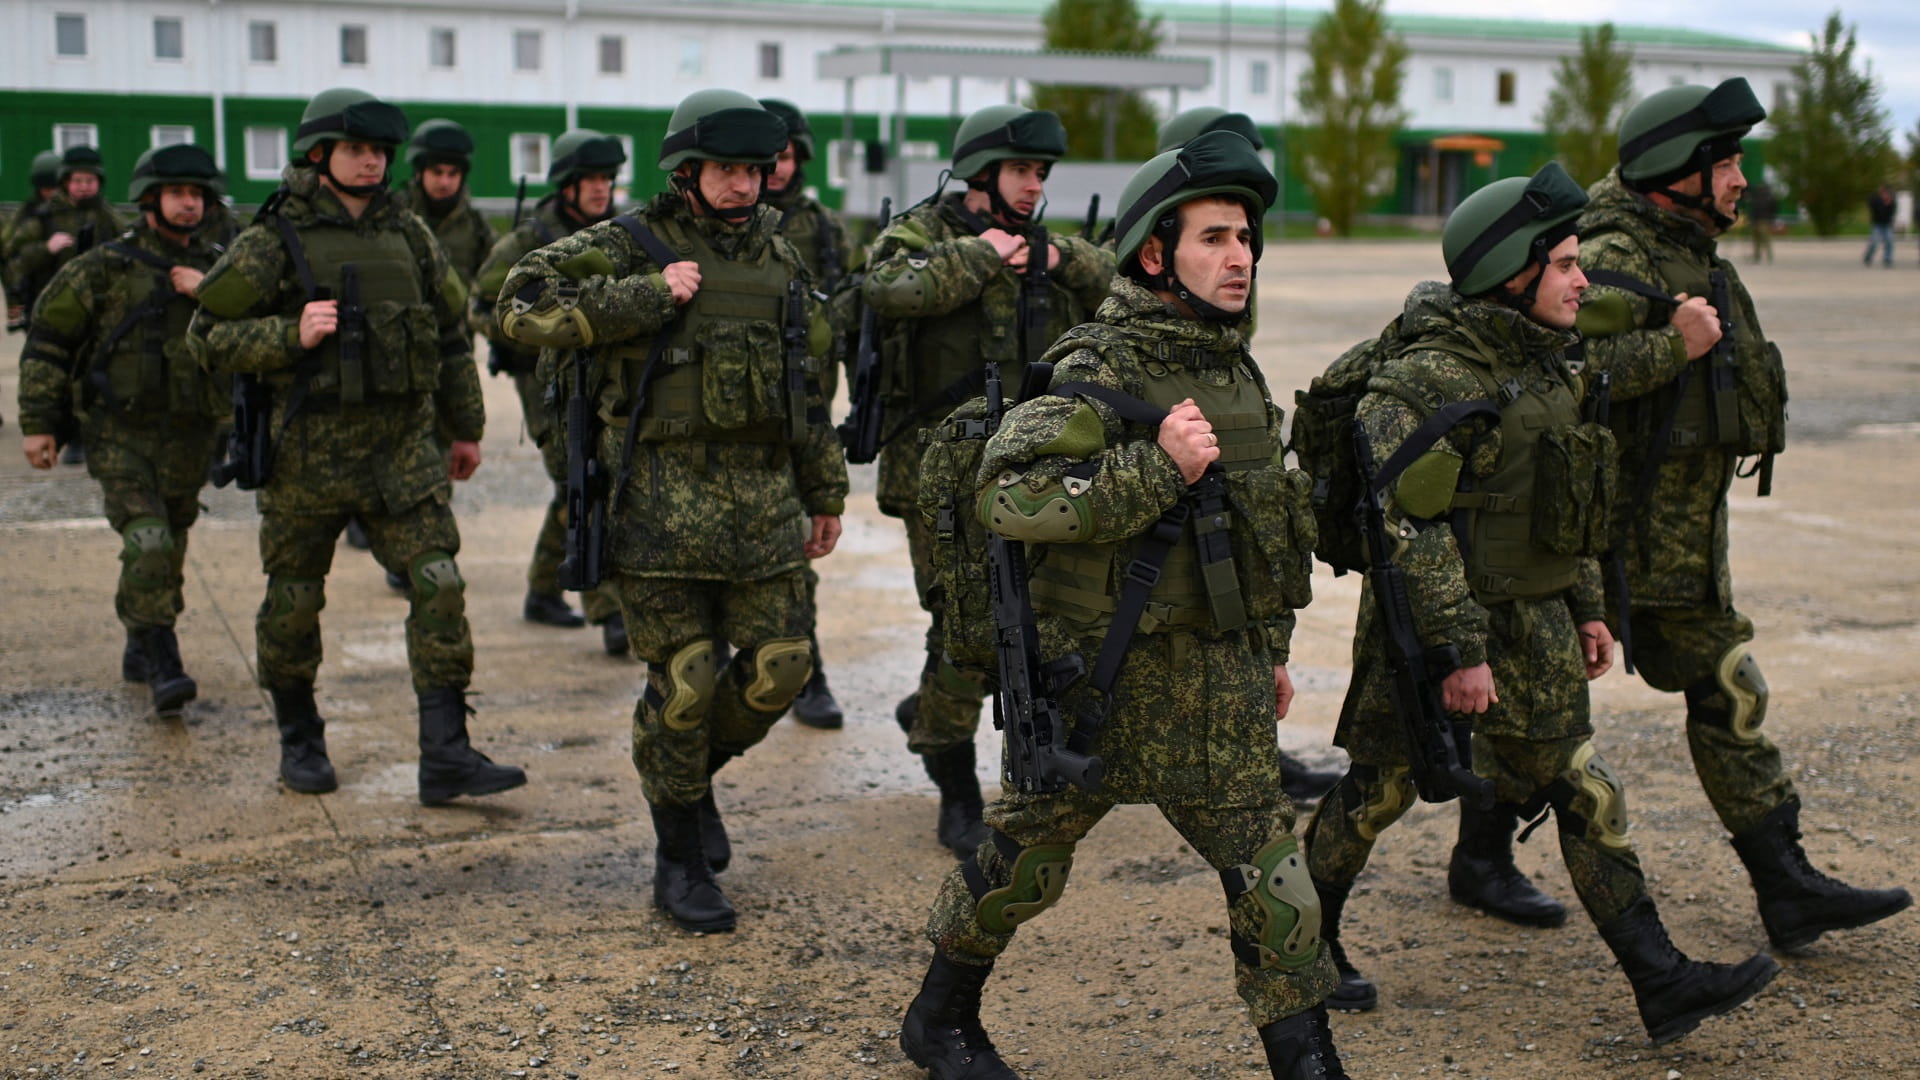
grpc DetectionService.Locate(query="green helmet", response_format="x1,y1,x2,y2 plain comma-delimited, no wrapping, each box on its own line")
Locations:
292,87,409,155
950,105,1068,180
1619,77,1765,191
658,90,787,172
548,129,627,187
1442,162,1588,297
29,150,62,191
408,119,475,174
128,144,222,203
758,98,814,161
1157,107,1265,154
58,145,106,182
1114,129,1277,271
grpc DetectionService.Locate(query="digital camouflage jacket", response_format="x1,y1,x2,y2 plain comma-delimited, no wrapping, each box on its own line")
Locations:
3,192,125,311
470,197,586,374
403,176,497,288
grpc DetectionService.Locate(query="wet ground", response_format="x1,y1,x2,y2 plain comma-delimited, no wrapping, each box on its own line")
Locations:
2,238,1917,1079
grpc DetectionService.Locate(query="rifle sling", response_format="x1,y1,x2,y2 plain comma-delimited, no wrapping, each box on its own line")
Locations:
607,216,686,511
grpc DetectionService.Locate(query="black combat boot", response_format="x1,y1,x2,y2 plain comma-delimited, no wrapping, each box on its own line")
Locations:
1597,895,1779,1045
416,688,527,805
900,952,1018,1080
1312,876,1378,1011
121,629,147,682
1257,1004,1350,1079
1448,800,1568,927
896,692,920,733
523,589,586,628
602,613,629,656
271,684,337,794
136,626,197,715
789,637,843,728
1278,748,1341,804
1730,798,1912,950
923,743,988,858
701,749,737,873
344,516,371,550
650,801,736,932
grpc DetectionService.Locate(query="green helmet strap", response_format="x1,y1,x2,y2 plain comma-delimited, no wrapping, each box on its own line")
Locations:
953,111,1069,172
1618,78,1764,170
1448,164,1588,295
658,107,788,166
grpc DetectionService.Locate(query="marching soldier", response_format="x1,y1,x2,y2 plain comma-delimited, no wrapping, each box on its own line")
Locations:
3,149,65,329
404,119,495,288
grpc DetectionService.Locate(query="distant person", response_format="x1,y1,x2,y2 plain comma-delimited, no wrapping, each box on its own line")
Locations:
1744,181,1775,263
1865,184,1895,267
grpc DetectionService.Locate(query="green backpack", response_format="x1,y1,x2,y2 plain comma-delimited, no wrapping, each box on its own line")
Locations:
916,395,1001,674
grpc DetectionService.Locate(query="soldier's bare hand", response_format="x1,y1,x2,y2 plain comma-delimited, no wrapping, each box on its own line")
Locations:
1273,664,1295,720
1670,293,1722,359
1578,620,1614,680
21,435,56,469
662,261,702,305
46,232,75,254
6,304,22,325
1441,662,1498,714
447,440,481,481
169,266,206,297
1157,398,1219,484
298,300,338,349
981,229,1027,263
805,514,841,559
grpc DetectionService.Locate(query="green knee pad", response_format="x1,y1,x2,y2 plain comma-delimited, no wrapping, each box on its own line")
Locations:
264,577,325,639
1346,765,1416,843
650,639,719,732
408,551,465,632
741,637,813,713
120,516,176,588
1223,836,1323,971
1715,644,1769,742
973,840,1075,935
1554,741,1631,852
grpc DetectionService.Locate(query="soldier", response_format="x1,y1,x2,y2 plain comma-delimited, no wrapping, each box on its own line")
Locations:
1301,163,1779,1045
472,129,630,643
901,132,1346,1079
1575,79,1911,950
497,91,847,932
405,120,496,288
863,105,1115,857
3,150,64,329
759,96,851,729
187,87,525,805
16,145,230,715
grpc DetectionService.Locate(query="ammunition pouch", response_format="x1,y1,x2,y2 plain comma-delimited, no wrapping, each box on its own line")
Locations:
1529,421,1616,556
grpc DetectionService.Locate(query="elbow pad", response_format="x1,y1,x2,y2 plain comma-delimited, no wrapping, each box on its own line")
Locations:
500,280,595,349
980,469,1096,543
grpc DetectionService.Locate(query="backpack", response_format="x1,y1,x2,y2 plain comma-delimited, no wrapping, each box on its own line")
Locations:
916,395,1000,674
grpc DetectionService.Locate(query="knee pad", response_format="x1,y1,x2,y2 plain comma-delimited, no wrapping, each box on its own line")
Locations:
1222,835,1322,971
966,832,1075,935
408,551,465,631
1714,645,1768,742
264,577,325,639
120,516,176,587
740,636,812,713
648,639,719,732
1551,741,1631,852
1345,765,1416,843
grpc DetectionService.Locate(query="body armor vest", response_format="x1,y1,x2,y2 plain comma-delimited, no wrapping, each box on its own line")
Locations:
1032,343,1273,633
600,214,796,443
283,219,437,405
90,241,221,417
429,204,484,287
779,201,840,289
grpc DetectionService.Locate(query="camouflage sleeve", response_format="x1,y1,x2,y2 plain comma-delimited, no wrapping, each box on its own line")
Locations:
1574,232,1693,402
15,253,99,435
187,222,305,375
495,219,678,348
977,347,1185,545
468,211,499,286
780,239,848,515
862,213,1002,319
1051,234,1117,312
3,214,52,299
1268,609,1298,666
469,227,533,344
1569,558,1605,625
408,215,484,442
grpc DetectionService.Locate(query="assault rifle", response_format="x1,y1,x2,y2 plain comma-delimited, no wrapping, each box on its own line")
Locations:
1353,421,1494,808
1017,223,1052,366
783,278,810,444
555,347,605,590
210,375,272,490
511,176,528,227
1081,193,1101,240
985,362,1103,794
837,197,890,463
336,265,366,404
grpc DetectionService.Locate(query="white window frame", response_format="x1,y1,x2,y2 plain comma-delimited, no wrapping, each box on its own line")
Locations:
153,16,185,61
509,132,550,184
245,125,288,181
248,20,277,64
616,135,635,187
429,27,456,70
514,29,541,72
1249,60,1269,97
54,123,98,152
1496,69,1517,106
1434,66,1454,104
340,24,368,67
54,13,87,58
758,42,781,81
598,34,623,75
677,38,704,79
151,124,195,149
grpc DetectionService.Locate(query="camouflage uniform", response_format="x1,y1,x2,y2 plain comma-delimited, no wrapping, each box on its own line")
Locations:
4,191,125,320
864,190,1114,754
404,175,495,289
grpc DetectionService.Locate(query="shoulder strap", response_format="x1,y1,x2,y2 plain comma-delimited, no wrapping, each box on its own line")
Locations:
1368,400,1503,498
1583,268,1677,306
103,240,177,274
1049,380,1168,427
531,218,557,246
270,212,318,301
611,214,680,269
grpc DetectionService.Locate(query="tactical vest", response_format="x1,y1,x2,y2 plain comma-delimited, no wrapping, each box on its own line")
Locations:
599,214,798,443
779,201,841,290
89,241,223,417
1031,340,1275,633
281,217,439,404
430,205,485,287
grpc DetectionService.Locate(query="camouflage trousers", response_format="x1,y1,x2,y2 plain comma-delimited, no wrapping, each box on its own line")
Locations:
513,372,619,623
620,569,813,808
255,494,472,694
1616,600,1794,836
1305,731,1648,927
84,413,219,630
902,509,988,754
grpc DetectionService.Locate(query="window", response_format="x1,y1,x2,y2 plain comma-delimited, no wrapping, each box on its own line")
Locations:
598,34,623,74
514,30,541,72
1249,60,1269,96
154,17,184,60
759,42,781,80
1496,69,1516,105
248,21,276,63
341,24,368,66
430,27,456,69
55,13,87,57
678,38,704,78
245,125,287,180
151,125,195,148
509,132,549,182
1434,66,1453,103
55,124,98,152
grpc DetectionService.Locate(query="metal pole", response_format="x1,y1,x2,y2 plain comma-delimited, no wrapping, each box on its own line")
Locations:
1275,1,1287,226
208,0,227,172
564,0,579,130
1219,0,1230,110
894,70,908,209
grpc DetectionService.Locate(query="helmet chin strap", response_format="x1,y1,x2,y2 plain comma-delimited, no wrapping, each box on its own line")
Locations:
1650,149,1735,232
673,162,765,223
1146,215,1244,325
321,142,389,198
558,181,613,227
968,163,1033,227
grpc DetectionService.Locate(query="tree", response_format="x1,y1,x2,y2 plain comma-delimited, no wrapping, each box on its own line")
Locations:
1539,23,1635,187
1033,0,1163,162
1768,11,1895,235
1288,0,1408,235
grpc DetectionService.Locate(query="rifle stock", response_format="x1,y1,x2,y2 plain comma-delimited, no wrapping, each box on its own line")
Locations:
837,197,891,463
556,348,605,591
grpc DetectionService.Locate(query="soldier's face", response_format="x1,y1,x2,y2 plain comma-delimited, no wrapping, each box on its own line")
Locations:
996,160,1049,219
693,161,764,214
1709,154,1747,221
1165,198,1255,314
420,163,465,201
38,186,58,200
65,172,100,201
769,144,799,193
566,174,615,217
1516,235,1586,329
155,184,205,229
316,140,390,189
